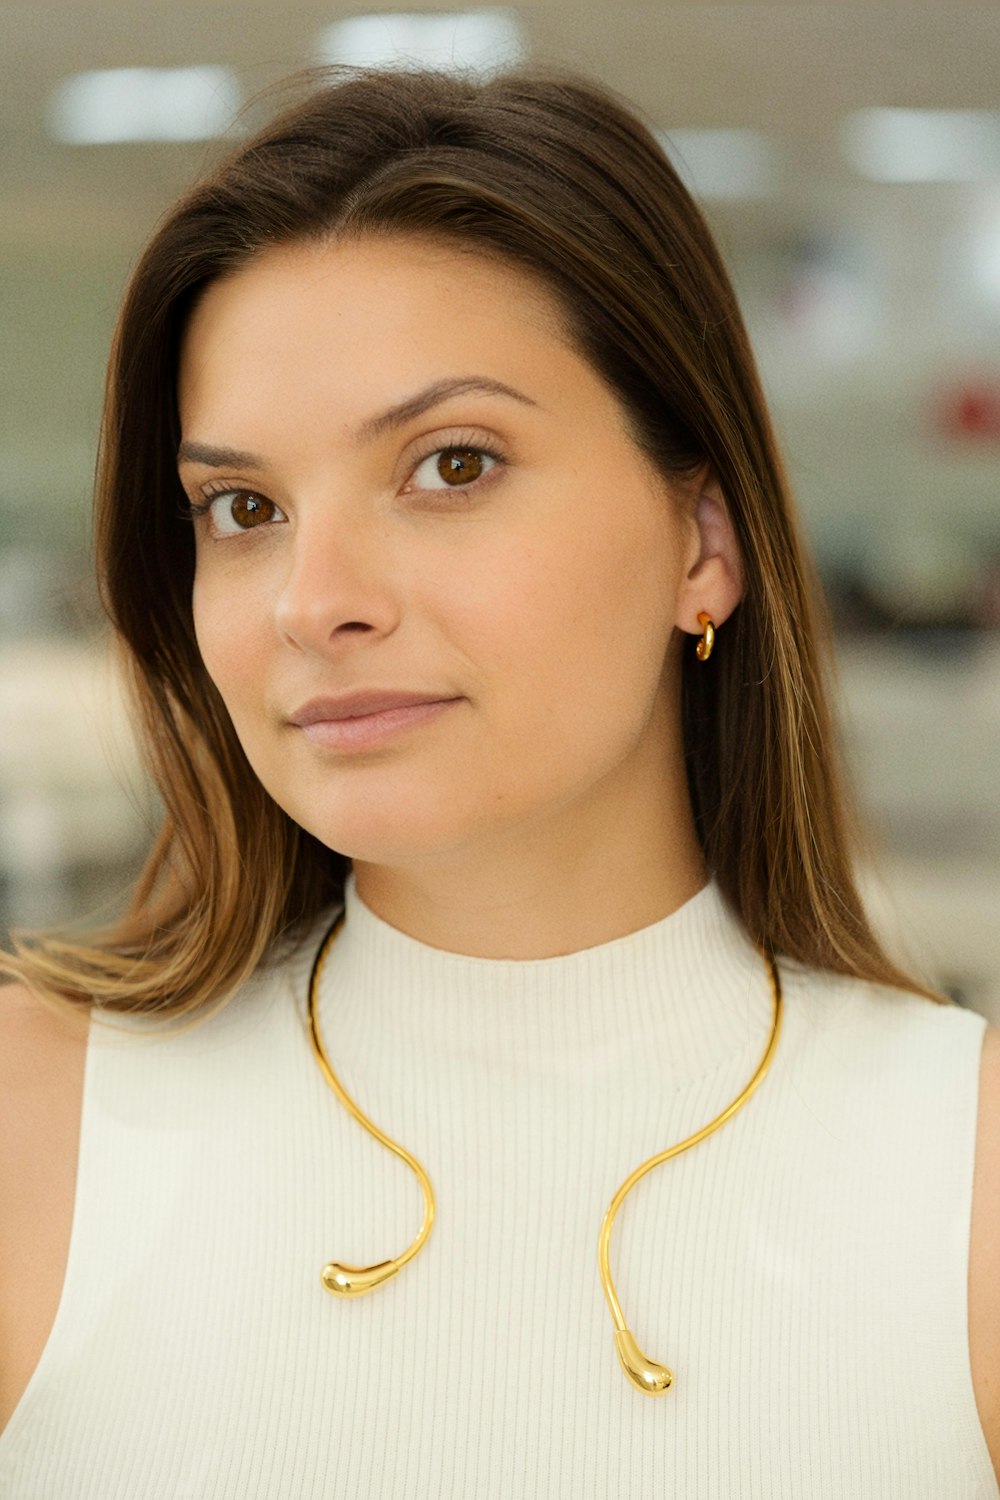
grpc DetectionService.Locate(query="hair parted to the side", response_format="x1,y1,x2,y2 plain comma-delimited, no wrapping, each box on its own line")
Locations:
2,62,950,1022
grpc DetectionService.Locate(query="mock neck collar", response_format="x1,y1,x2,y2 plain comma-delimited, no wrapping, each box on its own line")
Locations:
309,870,772,1085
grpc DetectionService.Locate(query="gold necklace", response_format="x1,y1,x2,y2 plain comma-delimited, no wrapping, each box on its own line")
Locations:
306,903,783,1396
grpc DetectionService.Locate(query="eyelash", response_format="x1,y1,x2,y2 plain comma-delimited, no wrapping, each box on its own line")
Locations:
405,430,507,496
185,429,508,531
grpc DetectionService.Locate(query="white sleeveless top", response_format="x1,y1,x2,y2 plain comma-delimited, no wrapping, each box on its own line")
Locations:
1,873,996,1499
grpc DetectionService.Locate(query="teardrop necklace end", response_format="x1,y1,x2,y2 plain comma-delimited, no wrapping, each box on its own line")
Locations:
321,1259,400,1296
614,1327,674,1395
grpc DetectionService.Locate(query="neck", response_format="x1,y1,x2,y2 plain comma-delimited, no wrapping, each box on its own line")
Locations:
350,764,706,961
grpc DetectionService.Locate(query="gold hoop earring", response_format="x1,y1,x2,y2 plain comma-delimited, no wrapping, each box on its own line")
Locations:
695,612,715,661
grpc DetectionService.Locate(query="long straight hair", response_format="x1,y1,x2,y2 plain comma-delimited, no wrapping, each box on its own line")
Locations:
4,63,950,1019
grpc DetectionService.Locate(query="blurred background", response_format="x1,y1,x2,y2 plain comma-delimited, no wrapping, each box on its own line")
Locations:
1,3,998,1018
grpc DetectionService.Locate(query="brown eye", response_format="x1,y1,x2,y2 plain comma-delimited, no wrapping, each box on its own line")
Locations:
230,492,276,527
436,448,485,486
407,442,502,497
196,488,287,537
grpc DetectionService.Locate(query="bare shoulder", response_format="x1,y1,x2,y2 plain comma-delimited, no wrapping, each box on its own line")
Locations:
970,1022,1000,1488
0,981,90,1432
0,979,91,1104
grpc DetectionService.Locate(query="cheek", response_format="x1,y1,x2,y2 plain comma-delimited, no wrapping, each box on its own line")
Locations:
191,573,228,693
190,562,270,718
453,516,677,747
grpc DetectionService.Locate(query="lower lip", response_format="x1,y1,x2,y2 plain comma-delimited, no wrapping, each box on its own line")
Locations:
296,698,462,751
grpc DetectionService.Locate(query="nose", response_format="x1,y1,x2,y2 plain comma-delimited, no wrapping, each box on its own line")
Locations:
274,509,401,656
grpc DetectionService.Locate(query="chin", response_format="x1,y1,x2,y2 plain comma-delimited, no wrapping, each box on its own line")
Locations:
281,796,482,866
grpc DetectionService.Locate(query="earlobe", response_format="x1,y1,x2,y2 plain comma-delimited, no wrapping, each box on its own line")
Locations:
676,468,744,636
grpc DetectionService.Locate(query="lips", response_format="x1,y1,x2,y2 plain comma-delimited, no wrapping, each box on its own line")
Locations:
290,694,462,753
289,691,459,725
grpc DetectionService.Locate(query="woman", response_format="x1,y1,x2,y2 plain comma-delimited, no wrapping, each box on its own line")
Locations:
1,63,997,1497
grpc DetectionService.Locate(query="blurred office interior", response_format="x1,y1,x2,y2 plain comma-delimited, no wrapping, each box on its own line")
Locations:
1,4,998,1018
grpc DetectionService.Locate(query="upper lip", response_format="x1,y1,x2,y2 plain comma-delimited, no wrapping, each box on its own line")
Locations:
289,691,459,725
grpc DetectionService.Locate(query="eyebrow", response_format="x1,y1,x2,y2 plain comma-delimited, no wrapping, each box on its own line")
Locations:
176,375,539,470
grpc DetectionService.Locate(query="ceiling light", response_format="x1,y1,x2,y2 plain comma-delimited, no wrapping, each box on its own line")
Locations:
842,108,1000,182
47,65,241,145
656,129,779,199
316,9,526,75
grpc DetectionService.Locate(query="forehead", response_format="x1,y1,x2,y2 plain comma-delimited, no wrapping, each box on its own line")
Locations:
175,233,591,441
181,234,569,364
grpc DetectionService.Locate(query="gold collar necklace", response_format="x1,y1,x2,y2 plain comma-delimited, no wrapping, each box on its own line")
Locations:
305,898,783,1396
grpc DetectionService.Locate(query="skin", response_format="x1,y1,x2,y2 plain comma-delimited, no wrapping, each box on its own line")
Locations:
177,234,744,958
5,235,1000,1472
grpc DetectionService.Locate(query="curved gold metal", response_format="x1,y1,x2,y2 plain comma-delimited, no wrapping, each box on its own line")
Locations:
597,946,782,1393
695,612,716,661
307,904,783,1396
321,1259,401,1295
307,910,436,1298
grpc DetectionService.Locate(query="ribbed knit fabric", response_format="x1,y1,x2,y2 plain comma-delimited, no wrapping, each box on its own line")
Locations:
1,872,996,1499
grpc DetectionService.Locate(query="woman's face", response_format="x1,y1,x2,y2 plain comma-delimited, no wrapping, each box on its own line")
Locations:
178,235,724,875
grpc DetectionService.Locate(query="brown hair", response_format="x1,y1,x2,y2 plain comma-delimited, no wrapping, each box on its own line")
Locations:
3,62,949,1021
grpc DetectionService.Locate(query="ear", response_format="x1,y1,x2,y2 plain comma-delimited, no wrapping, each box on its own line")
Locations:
674,465,744,637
